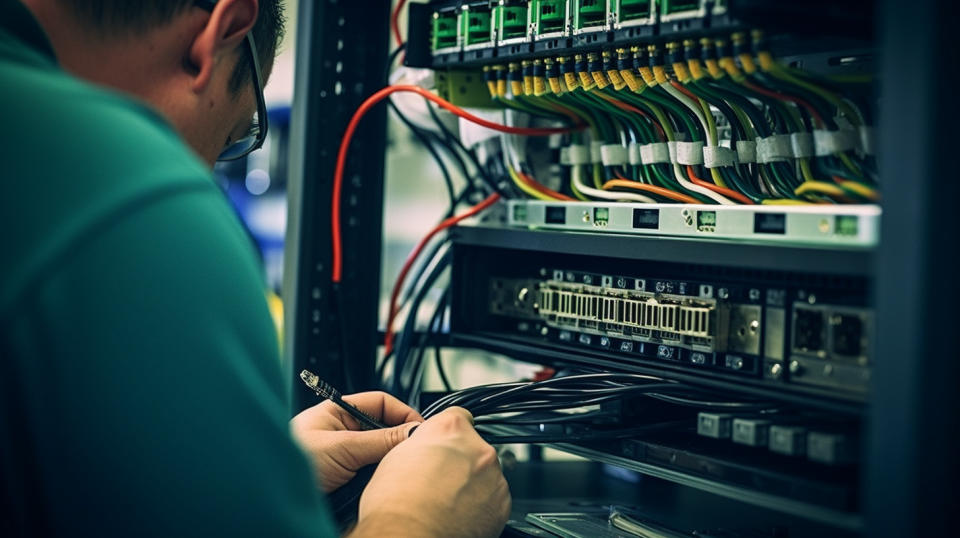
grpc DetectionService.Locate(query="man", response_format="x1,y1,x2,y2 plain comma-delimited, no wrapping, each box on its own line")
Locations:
0,0,510,536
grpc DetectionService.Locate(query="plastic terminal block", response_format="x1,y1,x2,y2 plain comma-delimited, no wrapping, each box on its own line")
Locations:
431,11,459,51
536,278,723,351
495,3,529,41
462,6,493,46
573,0,608,31
534,0,568,35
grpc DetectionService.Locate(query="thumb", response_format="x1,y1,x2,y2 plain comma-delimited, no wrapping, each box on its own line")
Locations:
345,422,420,468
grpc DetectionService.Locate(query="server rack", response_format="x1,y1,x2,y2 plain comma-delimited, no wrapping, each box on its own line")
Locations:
284,0,960,535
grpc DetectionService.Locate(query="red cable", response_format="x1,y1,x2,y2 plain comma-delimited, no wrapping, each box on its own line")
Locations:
743,81,826,128
686,166,754,204
594,93,667,141
670,80,700,101
383,194,501,355
391,0,407,48
332,84,573,283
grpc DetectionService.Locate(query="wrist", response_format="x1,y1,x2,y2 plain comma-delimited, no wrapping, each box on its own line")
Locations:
347,510,440,538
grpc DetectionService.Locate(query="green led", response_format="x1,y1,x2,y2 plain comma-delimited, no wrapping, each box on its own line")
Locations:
513,204,528,222
593,207,610,225
835,215,859,236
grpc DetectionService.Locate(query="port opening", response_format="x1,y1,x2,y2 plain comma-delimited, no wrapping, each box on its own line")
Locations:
575,0,607,29
432,11,459,50
464,8,493,46
661,0,700,16
498,5,529,39
536,0,567,34
617,0,651,22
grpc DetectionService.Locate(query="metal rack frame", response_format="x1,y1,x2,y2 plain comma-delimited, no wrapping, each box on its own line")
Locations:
284,0,959,534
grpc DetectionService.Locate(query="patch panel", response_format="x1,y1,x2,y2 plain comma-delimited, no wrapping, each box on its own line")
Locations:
494,1,530,43
507,201,882,248
469,250,872,399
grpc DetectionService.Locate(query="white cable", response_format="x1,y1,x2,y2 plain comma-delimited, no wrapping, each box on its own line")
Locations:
660,82,716,147
572,166,655,203
671,163,736,205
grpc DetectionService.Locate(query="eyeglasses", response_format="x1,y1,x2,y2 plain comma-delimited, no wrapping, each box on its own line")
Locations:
195,0,269,161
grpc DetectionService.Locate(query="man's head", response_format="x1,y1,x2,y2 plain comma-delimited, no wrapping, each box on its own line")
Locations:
23,0,284,165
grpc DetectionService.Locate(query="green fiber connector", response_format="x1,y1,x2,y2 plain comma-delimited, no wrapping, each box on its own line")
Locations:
534,0,567,35
432,12,458,50
574,0,608,30
660,0,700,16
616,0,651,22
495,5,529,40
462,8,493,45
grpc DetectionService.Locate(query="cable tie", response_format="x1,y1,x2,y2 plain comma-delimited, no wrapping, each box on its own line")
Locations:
736,140,756,163
703,145,737,168
590,141,604,164
790,133,815,159
601,144,629,167
756,134,792,163
628,142,642,166
640,142,670,165
568,144,590,165
676,141,705,165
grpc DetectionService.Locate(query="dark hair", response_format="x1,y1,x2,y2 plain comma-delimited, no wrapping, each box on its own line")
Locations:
58,0,285,92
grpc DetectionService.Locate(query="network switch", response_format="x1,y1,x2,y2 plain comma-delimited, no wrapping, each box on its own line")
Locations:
478,258,873,398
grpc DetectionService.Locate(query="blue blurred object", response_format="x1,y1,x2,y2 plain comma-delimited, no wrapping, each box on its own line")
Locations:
214,105,292,293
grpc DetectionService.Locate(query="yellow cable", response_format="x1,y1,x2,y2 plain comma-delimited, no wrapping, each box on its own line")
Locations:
593,163,604,189
570,166,590,201
761,199,816,205
795,181,846,198
508,165,556,201
837,181,880,202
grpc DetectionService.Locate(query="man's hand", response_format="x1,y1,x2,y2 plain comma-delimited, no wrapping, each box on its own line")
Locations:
290,391,423,492
350,407,511,538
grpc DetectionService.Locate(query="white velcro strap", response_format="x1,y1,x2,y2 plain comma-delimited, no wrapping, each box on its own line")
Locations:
790,133,814,159
590,141,603,164
568,144,589,165
703,146,737,168
813,129,858,156
756,135,792,163
859,126,875,156
628,142,641,165
676,141,705,165
559,146,572,166
736,140,757,164
667,141,678,163
600,144,628,167
640,142,670,165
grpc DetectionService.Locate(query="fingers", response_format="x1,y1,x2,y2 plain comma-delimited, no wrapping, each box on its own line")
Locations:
339,422,422,469
339,391,425,426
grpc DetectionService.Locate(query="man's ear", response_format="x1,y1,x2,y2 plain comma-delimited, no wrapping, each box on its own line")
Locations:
189,0,258,93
